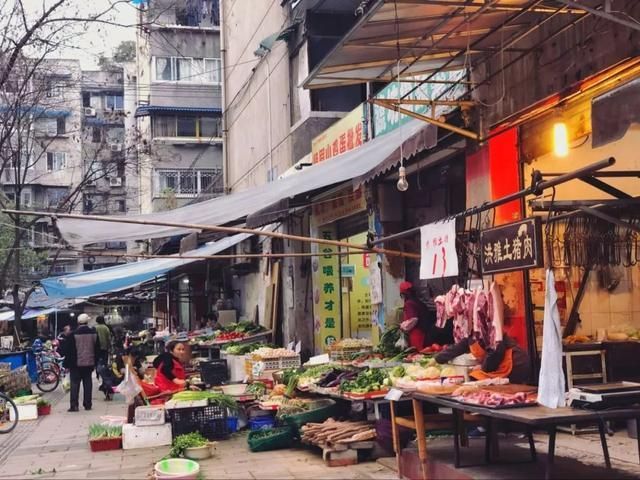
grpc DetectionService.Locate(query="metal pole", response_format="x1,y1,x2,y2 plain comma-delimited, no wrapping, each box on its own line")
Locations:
556,0,640,32
371,157,615,245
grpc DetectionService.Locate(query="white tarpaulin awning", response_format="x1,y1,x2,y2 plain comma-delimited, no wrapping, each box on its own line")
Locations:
56,119,433,246
40,233,251,299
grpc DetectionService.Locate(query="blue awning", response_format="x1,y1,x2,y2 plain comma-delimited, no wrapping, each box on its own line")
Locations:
40,233,251,299
135,105,222,117
0,105,70,118
0,308,59,322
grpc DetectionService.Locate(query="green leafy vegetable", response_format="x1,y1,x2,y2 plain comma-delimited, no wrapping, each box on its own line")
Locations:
169,432,208,458
89,424,122,439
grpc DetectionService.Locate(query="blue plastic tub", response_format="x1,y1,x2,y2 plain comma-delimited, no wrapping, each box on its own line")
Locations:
249,416,275,431
227,417,239,433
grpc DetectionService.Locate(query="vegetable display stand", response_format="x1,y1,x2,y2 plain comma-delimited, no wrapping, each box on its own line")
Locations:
168,405,229,440
247,427,295,452
280,399,336,436
89,437,123,452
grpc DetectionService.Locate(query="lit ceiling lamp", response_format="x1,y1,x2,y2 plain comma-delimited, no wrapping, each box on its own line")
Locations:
553,121,569,157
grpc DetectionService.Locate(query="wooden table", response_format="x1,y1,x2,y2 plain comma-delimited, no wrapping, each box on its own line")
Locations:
410,392,640,480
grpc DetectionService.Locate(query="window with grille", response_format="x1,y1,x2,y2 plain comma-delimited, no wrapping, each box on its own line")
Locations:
155,169,222,197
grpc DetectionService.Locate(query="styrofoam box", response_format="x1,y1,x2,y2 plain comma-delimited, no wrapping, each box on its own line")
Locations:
10,403,37,421
122,423,172,450
134,405,165,426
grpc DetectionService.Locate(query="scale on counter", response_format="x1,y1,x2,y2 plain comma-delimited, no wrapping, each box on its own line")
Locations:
568,382,640,410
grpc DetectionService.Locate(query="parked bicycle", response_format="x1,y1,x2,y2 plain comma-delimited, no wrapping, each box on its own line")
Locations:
0,391,18,434
35,351,60,393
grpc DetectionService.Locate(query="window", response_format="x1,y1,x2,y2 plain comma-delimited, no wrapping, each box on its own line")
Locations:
92,126,102,143
21,191,31,207
115,200,126,213
46,152,66,171
155,169,222,197
200,116,221,137
45,80,61,98
153,56,221,84
153,116,176,137
105,95,124,110
177,116,197,137
152,115,221,139
82,92,91,107
155,57,173,81
204,58,221,84
56,117,66,135
106,240,126,249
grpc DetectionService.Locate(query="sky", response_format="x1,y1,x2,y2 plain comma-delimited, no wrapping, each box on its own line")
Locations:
22,0,138,69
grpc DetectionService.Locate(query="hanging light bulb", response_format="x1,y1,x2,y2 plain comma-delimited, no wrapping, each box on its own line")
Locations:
397,166,409,192
553,122,569,157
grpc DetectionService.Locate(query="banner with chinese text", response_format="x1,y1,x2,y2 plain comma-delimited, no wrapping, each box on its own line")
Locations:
419,220,459,280
311,106,365,164
480,217,543,275
312,225,341,349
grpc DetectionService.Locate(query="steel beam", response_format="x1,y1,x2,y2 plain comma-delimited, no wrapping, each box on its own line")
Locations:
578,206,640,234
556,0,640,32
579,176,633,199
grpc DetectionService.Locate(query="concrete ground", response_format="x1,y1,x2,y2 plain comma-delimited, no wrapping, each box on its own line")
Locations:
1,383,639,479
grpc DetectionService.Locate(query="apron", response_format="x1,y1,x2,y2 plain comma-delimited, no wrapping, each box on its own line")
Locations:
154,358,185,393
469,341,513,380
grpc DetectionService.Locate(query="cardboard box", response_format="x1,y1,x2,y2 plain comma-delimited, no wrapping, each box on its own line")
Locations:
122,423,171,450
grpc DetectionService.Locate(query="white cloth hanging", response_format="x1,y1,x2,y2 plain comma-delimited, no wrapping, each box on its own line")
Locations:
537,269,566,408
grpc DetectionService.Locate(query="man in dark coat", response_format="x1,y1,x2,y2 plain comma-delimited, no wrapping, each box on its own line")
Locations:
63,314,99,412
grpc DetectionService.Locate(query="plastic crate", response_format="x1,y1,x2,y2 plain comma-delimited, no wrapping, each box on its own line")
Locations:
249,415,275,431
168,405,229,440
329,347,372,362
245,355,301,378
279,399,336,436
200,360,228,386
247,427,295,452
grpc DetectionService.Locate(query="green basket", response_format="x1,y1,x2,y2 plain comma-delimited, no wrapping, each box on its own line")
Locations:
279,399,336,436
247,426,295,452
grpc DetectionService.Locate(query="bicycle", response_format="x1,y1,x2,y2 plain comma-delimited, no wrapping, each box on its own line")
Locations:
35,351,60,393
0,391,18,434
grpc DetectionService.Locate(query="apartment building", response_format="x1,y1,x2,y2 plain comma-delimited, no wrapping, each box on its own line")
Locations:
80,64,140,269
0,59,85,276
135,0,223,213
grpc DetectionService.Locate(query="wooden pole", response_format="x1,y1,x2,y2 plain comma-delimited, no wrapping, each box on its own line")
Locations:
73,249,378,260
2,209,421,259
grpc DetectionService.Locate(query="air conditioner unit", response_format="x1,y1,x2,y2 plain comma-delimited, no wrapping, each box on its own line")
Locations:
84,107,96,117
110,143,123,152
109,177,123,187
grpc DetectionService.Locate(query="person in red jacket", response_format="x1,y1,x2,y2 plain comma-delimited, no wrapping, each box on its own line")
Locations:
153,341,187,393
399,281,432,350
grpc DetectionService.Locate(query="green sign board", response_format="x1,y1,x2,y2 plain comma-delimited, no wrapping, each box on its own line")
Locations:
372,70,467,137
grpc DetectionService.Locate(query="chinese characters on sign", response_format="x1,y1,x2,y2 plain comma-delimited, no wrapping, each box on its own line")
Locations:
311,106,365,164
312,187,366,226
419,220,459,280
313,226,341,348
480,217,543,275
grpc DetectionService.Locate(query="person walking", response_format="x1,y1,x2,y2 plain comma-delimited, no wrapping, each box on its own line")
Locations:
95,315,111,379
64,314,99,412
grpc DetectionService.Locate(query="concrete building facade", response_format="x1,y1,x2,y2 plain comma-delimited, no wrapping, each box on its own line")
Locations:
135,0,223,214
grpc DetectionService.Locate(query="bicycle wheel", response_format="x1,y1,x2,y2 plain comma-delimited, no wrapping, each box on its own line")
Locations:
36,368,60,393
0,393,18,434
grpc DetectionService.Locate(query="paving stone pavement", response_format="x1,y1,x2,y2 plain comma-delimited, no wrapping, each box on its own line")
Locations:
0,383,397,480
